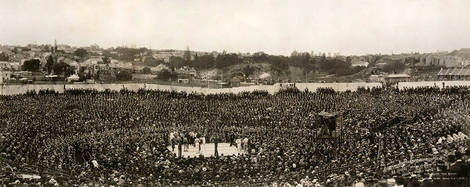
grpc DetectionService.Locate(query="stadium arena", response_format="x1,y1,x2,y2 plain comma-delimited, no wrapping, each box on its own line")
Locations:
1,86,470,186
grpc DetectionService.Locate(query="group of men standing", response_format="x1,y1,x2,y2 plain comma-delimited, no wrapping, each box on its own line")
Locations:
169,131,206,157
169,130,250,157
232,136,250,152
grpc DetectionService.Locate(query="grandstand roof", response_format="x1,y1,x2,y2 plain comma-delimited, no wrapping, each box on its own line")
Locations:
318,111,338,117
438,68,470,76
385,74,410,78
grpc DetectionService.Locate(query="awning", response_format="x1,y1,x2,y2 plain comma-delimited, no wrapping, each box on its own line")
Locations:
318,110,337,117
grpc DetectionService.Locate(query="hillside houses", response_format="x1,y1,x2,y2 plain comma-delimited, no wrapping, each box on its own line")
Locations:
109,60,133,70
153,50,185,63
351,61,369,67
420,55,470,67
152,50,215,63
150,64,170,74
81,57,102,67
175,66,197,77
419,49,470,67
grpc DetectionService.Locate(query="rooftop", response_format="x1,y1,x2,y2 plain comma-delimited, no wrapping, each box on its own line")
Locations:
438,68,470,76
385,74,410,78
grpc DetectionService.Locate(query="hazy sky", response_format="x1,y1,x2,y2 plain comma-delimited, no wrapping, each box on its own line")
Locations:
1,0,470,55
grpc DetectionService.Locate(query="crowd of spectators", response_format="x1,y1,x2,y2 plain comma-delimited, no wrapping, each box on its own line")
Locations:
1,86,470,186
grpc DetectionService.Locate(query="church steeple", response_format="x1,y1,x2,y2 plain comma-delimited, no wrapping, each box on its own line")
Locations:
53,39,57,53
184,45,191,62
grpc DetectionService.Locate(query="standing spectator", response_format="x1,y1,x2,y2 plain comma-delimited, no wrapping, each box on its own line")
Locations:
195,137,201,154
236,138,242,151
201,135,206,152
243,137,249,152
214,134,219,157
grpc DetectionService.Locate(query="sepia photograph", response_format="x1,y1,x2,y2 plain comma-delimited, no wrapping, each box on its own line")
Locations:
1,0,470,186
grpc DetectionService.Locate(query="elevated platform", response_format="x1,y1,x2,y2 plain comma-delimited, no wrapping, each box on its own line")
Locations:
167,143,246,158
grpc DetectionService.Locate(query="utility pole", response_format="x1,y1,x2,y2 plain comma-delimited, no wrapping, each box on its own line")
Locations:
214,133,219,157
305,71,308,83
178,136,182,158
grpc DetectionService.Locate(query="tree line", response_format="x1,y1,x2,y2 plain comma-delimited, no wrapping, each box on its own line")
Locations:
99,47,365,76
167,51,364,76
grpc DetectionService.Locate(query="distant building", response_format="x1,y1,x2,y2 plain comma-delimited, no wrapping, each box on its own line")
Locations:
351,61,369,67
279,83,297,90
66,74,80,82
384,74,410,83
150,64,170,74
177,78,190,84
153,50,185,63
152,53,172,63
216,81,230,88
132,74,157,80
437,68,470,80
58,57,78,70
10,53,28,63
82,57,103,66
8,62,20,71
176,66,197,77
96,66,115,81
109,60,133,70
419,54,470,67
369,75,385,82
203,79,228,88
132,65,146,72
230,77,241,87
89,44,100,51
12,71,33,79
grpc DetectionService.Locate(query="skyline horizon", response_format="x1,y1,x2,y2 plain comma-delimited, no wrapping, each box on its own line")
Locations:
1,0,470,57
0,40,465,57
0,42,462,56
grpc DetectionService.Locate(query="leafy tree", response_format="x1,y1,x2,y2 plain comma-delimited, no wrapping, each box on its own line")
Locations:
192,54,215,70
320,53,327,63
143,56,161,67
116,70,133,81
404,57,419,66
252,52,268,63
77,72,90,82
169,56,187,69
383,61,406,73
269,55,290,75
156,69,177,81
142,67,151,74
0,52,9,61
138,47,149,54
102,49,120,60
22,59,41,71
367,55,382,65
290,52,313,71
45,55,55,74
318,58,355,75
52,62,75,77
242,65,258,77
114,47,148,61
215,53,241,69
74,48,89,59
